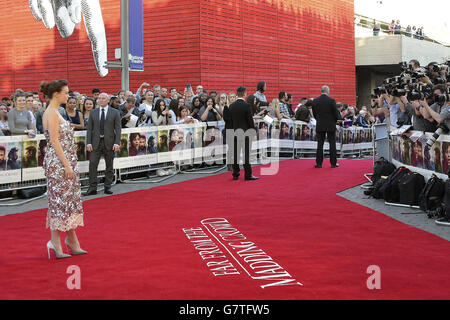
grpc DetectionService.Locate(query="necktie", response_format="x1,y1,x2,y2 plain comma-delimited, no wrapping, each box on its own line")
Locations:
100,108,105,136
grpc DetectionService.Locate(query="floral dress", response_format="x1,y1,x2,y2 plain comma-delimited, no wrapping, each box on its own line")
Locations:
43,121,84,231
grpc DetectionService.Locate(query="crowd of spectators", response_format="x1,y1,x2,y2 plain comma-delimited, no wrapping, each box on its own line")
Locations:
1,81,356,137
372,19,424,40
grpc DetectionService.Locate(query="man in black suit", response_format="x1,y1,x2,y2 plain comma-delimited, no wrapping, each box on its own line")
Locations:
312,85,341,168
84,93,122,195
228,86,259,181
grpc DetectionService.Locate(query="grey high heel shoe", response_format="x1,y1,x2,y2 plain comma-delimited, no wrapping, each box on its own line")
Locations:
65,238,88,255
47,240,71,259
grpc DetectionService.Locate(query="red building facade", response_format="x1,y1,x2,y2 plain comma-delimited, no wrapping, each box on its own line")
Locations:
0,0,355,104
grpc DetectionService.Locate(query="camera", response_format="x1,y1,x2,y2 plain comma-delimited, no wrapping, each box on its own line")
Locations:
435,93,447,105
407,91,422,101
262,109,270,115
392,88,407,97
426,123,450,147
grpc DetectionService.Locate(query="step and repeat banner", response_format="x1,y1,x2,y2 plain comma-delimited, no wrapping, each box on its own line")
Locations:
390,129,450,181
0,120,373,185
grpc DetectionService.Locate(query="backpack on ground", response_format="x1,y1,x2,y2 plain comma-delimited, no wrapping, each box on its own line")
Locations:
418,174,445,212
398,172,425,206
372,157,396,184
16,186,46,199
379,166,412,203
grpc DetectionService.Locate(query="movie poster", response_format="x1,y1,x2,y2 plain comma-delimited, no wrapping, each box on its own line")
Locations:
193,123,206,161
203,122,226,164
0,135,22,183
257,121,269,149
157,127,171,163
278,120,294,148
168,125,192,161
22,135,45,181
115,128,153,169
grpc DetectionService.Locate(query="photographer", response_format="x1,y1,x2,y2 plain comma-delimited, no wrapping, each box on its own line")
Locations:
421,85,449,131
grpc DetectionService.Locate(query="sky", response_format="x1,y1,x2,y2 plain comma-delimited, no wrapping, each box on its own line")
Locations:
354,0,450,45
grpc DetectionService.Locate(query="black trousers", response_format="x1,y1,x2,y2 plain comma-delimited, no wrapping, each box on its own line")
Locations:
232,135,252,179
89,138,115,189
316,130,337,166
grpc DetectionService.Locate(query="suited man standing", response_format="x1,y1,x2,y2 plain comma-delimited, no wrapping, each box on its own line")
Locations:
312,85,341,168
84,93,121,195
228,86,259,181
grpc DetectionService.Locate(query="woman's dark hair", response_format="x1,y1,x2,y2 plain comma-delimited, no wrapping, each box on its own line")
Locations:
178,106,189,118
40,79,68,99
82,97,96,115
247,94,260,115
257,81,266,93
155,99,166,117
168,99,179,113
205,96,215,107
192,97,201,110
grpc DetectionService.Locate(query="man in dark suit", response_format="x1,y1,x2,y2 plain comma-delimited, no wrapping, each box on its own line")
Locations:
312,85,341,168
84,93,122,195
228,86,259,181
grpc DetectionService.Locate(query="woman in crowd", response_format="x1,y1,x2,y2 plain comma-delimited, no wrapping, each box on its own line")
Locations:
0,104,10,135
82,97,96,128
76,95,85,112
8,93,36,136
228,92,237,106
266,98,283,121
190,96,202,121
168,99,179,123
200,96,221,122
151,99,173,126
66,96,84,130
254,81,269,107
109,95,120,110
389,20,395,35
215,92,228,118
394,20,401,35
176,106,196,124
183,86,194,110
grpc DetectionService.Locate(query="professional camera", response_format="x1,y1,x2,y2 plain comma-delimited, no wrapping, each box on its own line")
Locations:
435,93,448,105
426,123,450,147
392,88,407,97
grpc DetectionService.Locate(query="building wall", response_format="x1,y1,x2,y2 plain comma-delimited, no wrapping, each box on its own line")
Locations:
0,0,355,105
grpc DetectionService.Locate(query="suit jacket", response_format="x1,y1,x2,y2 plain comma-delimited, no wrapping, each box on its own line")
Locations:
86,107,121,150
229,99,255,131
312,94,340,132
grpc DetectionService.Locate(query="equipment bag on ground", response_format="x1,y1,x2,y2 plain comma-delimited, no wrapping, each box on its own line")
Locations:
372,157,396,184
398,172,426,206
418,174,445,212
379,166,412,203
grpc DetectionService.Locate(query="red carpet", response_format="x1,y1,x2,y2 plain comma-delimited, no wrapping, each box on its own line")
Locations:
1,159,450,300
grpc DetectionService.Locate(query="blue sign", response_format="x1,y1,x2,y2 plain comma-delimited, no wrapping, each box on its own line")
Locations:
129,0,144,71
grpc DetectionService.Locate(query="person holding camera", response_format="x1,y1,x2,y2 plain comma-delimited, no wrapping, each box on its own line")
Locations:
418,85,448,129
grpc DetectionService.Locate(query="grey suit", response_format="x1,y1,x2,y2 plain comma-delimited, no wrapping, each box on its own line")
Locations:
86,107,121,189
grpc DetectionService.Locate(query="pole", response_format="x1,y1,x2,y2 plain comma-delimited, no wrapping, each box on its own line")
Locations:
120,0,130,91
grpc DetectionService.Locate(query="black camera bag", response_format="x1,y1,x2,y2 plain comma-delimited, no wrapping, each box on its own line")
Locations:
398,172,425,206
380,166,411,203
372,157,396,184
368,177,388,199
418,174,445,212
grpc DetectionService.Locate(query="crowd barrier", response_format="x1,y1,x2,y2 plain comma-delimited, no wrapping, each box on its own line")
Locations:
0,120,374,192
390,128,450,182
